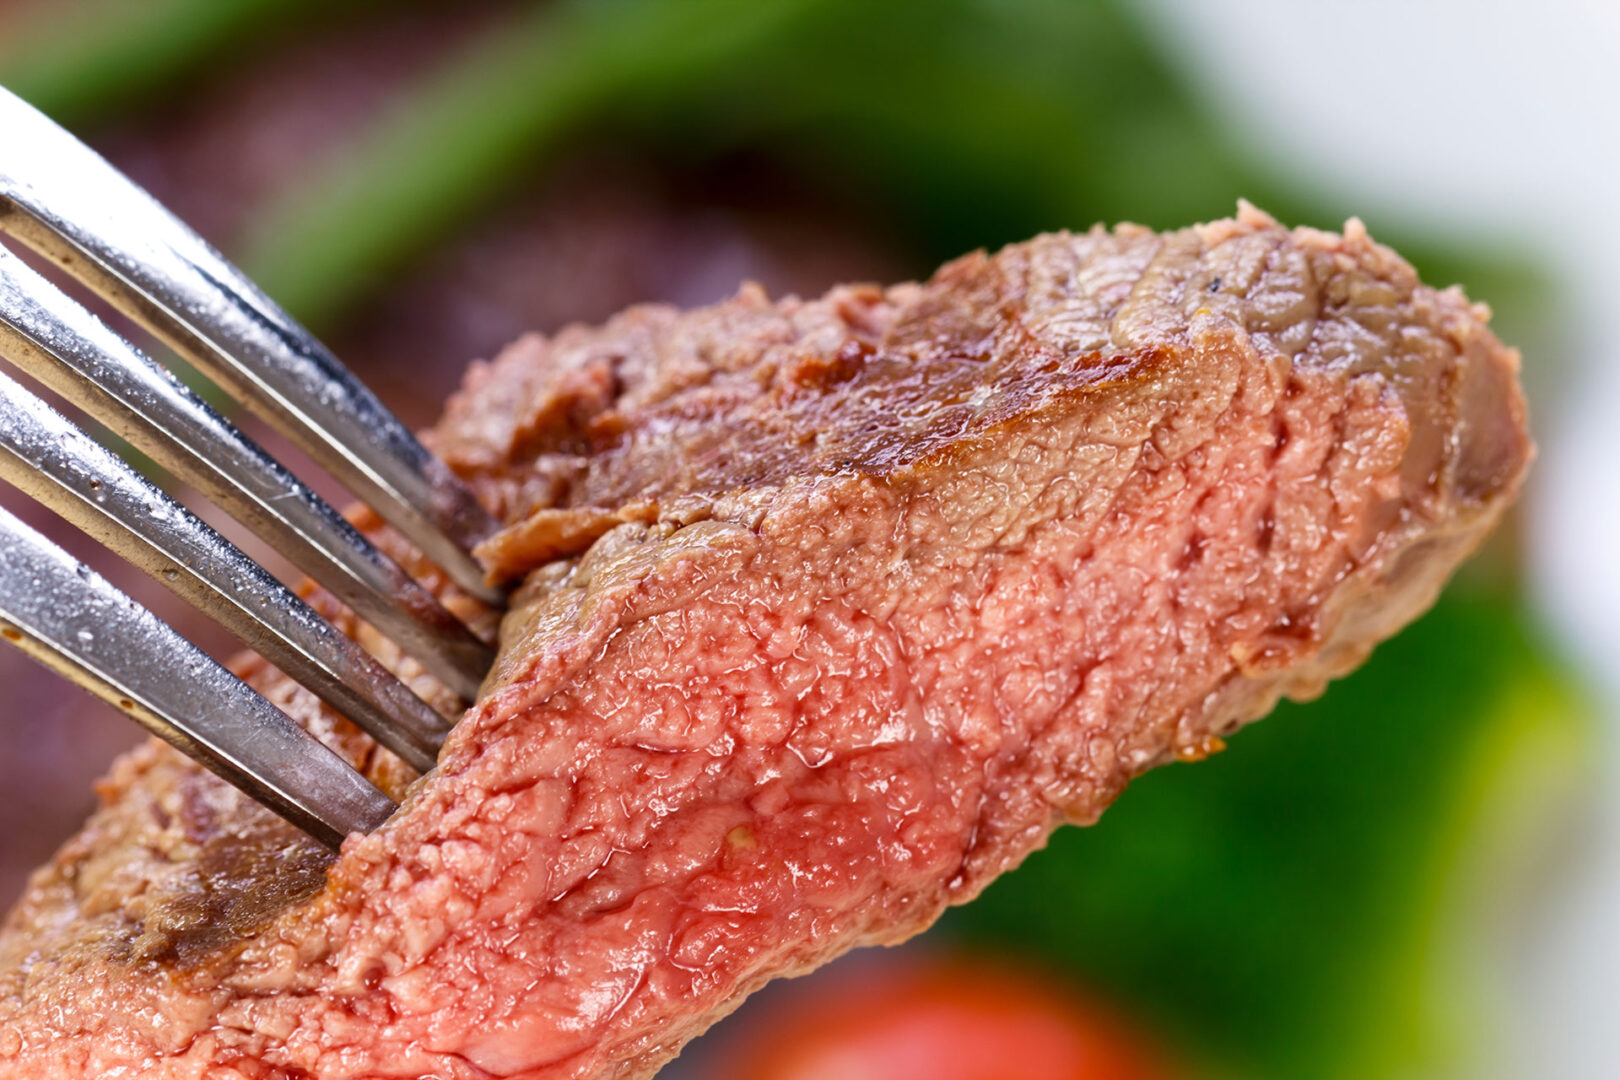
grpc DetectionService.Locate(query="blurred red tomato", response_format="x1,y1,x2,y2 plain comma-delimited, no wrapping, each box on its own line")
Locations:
709,955,1175,1080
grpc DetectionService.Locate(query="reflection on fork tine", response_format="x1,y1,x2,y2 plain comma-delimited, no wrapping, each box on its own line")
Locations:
0,503,397,849
0,367,451,773
0,88,508,845
0,245,493,701
0,87,503,606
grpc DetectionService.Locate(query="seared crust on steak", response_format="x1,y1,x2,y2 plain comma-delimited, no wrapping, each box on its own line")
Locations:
0,204,1530,1078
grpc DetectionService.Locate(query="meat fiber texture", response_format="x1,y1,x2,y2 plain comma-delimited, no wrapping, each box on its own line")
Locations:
0,204,1530,1079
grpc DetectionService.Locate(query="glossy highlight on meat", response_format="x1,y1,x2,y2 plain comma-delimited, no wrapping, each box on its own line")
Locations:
0,204,1530,1078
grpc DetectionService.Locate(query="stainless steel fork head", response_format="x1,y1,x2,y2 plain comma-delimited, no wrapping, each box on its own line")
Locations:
0,87,506,847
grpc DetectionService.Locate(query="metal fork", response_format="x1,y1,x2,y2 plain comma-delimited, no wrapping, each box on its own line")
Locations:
0,88,506,849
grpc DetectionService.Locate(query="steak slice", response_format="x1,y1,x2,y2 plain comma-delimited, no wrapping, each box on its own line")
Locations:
0,204,1530,1079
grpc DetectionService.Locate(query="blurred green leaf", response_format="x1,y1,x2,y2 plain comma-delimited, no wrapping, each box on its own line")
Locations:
240,0,831,328
0,0,344,125
237,0,1551,341
239,0,1268,322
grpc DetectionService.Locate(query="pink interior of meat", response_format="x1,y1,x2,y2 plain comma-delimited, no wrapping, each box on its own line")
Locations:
0,207,1529,1080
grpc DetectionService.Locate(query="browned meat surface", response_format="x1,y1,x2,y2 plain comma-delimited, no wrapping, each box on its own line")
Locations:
0,205,1530,1079
0,6,901,905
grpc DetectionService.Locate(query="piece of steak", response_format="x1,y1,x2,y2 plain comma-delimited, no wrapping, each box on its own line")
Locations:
0,204,1530,1078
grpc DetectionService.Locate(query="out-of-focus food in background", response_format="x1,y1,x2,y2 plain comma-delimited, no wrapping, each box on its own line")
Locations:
703,953,1175,1080
0,2,1606,1078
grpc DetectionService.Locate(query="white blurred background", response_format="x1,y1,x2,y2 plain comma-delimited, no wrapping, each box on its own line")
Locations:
1142,2,1620,1074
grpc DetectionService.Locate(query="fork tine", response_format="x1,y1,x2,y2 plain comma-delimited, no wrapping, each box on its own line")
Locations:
0,245,494,701
0,368,451,773
0,87,504,606
0,503,395,848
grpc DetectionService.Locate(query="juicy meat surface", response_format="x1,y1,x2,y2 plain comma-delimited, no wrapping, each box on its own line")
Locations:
0,205,1530,1078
